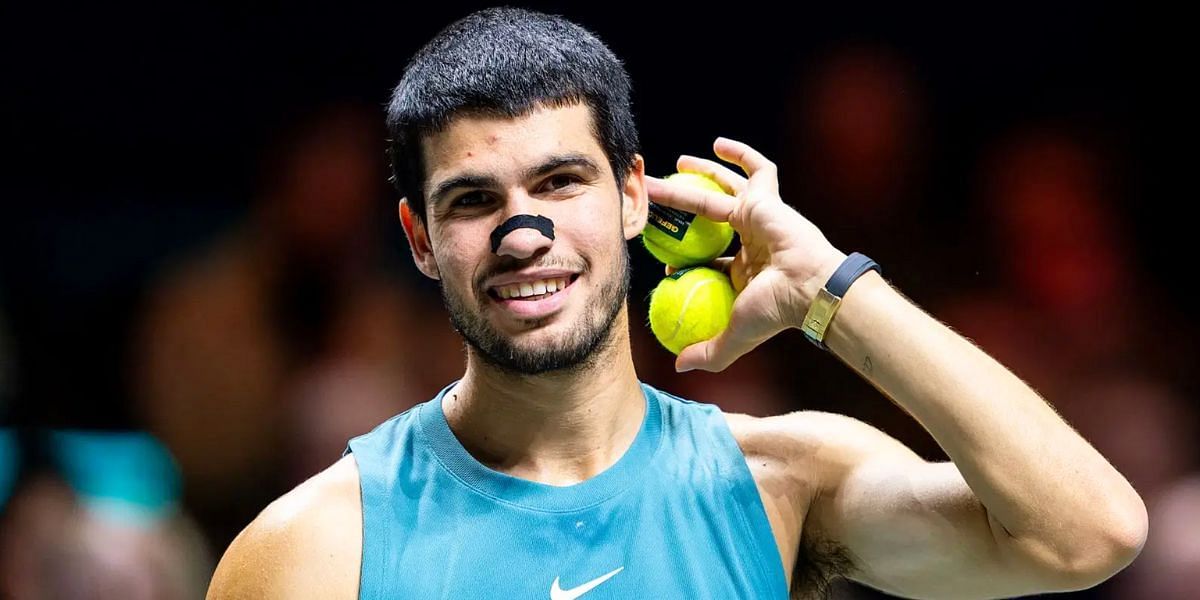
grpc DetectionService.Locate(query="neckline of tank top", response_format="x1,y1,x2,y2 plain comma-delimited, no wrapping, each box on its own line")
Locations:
417,380,665,513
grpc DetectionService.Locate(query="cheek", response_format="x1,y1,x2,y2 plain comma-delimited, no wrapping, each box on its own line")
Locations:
431,226,488,284
570,227,624,272
563,197,624,249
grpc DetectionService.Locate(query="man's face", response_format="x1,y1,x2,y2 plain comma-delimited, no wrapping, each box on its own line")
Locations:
414,103,642,374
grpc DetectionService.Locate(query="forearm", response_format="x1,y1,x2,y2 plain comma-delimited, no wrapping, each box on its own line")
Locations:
818,270,1147,573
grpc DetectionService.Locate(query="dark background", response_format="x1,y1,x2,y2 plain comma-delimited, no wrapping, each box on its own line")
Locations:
0,3,1177,425
1,3,1191,599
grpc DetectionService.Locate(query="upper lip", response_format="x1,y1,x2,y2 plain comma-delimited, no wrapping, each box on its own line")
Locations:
484,269,578,290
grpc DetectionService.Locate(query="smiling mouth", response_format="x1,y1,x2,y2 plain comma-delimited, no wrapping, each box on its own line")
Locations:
487,274,580,301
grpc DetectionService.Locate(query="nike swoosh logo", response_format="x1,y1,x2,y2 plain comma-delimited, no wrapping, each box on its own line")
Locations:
550,566,624,600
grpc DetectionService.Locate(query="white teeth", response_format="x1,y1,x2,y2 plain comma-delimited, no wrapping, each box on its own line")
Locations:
493,276,572,299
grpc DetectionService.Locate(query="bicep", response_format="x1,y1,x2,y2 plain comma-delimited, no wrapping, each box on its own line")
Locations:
803,418,1054,599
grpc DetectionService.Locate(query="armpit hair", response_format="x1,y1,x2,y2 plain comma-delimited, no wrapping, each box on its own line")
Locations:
789,534,855,600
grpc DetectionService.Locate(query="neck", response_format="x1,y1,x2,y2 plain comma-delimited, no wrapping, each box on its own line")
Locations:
444,310,646,486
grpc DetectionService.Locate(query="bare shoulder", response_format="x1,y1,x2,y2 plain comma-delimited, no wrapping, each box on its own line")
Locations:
724,409,918,480
206,454,362,600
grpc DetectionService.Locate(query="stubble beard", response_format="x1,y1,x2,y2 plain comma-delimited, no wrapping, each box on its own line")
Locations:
440,243,631,376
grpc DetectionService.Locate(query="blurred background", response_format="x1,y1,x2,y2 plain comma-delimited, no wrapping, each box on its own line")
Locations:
1,2,1190,598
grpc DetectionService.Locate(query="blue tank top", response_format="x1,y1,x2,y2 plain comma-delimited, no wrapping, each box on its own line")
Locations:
346,381,788,599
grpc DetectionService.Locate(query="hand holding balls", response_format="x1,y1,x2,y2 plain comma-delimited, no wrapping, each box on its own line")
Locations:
642,171,739,356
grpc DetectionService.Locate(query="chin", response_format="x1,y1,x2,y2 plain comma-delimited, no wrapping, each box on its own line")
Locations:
472,308,619,376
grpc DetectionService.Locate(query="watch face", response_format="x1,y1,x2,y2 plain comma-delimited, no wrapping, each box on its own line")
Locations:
802,287,842,347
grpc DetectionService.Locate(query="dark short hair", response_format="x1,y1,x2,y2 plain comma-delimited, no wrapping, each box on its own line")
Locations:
385,7,639,222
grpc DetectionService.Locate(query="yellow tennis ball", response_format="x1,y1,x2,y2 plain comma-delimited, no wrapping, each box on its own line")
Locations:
642,172,735,268
648,266,736,355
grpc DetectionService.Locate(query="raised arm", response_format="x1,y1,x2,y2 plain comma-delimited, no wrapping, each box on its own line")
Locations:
646,138,1147,598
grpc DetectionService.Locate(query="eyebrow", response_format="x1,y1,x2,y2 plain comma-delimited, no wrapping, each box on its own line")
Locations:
428,153,602,207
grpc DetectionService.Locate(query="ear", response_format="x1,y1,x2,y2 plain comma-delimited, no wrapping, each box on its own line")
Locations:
399,199,440,280
621,154,649,241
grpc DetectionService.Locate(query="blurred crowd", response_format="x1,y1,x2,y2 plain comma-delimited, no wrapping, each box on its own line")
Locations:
2,39,1192,600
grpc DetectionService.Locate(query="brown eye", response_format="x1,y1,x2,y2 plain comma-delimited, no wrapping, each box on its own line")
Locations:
544,174,579,191
453,191,490,207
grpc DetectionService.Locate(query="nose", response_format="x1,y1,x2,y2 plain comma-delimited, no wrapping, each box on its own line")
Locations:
492,192,554,260
493,225,552,260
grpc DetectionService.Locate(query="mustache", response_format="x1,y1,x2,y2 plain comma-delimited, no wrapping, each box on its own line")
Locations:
474,255,589,291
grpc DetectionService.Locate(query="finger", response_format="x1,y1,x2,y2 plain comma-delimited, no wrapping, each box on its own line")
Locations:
727,252,752,292
674,311,773,373
645,176,737,223
713,137,778,191
676,155,748,195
